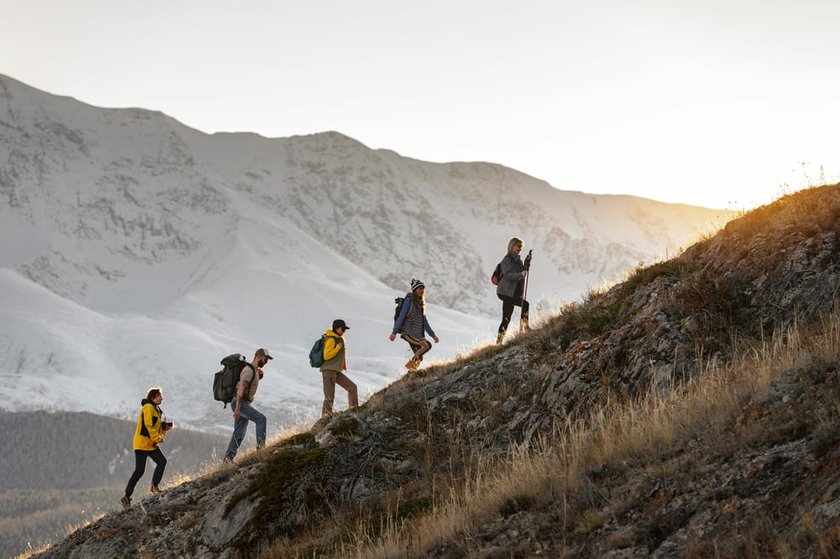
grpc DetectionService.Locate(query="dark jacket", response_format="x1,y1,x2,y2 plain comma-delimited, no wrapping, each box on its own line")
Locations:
496,253,525,298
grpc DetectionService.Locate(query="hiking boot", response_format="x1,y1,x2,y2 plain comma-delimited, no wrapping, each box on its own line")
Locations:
119,496,131,509
149,485,161,494
521,318,530,331
405,358,419,371
496,331,505,345
223,456,233,464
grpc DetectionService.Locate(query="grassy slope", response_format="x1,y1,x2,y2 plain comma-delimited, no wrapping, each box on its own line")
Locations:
262,184,840,558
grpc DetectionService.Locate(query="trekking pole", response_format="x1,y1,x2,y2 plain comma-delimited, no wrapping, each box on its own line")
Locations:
520,250,532,332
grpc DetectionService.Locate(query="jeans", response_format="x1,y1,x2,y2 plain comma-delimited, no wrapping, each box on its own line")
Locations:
224,398,267,460
124,448,167,498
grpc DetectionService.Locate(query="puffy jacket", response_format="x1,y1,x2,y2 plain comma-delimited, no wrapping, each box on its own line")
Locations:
321,329,346,372
496,252,525,298
133,399,165,451
392,294,437,339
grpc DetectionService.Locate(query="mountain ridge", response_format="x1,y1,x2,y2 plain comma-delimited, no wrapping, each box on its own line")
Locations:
0,72,730,433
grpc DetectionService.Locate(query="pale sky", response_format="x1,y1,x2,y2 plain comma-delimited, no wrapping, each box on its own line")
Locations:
2,0,839,209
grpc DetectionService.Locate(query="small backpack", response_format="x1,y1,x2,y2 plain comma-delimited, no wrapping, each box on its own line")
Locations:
490,262,502,285
309,335,330,368
393,295,411,323
212,354,255,408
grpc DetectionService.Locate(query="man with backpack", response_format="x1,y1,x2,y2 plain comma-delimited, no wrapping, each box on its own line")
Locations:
320,319,358,418
223,347,272,463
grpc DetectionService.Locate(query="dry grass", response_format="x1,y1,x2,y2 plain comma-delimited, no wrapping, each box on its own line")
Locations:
421,339,509,378
11,511,109,559
341,307,840,558
12,542,53,559
172,420,315,487
721,183,840,241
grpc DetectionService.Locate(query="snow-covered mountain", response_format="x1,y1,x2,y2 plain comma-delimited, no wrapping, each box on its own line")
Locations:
0,74,731,433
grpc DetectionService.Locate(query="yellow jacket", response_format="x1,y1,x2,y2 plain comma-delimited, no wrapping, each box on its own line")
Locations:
133,400,165,451
321,329,346,372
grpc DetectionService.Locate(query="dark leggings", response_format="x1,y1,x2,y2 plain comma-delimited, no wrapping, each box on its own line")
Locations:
498,294,529,334
124,448,167,498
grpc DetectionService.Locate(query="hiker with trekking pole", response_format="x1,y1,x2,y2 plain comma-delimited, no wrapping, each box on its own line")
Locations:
493,237,532,344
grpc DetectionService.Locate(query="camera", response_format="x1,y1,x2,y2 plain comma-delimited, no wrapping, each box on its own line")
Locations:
161,421,173,430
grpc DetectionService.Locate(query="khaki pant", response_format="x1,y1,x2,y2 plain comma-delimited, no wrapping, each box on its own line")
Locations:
321,370,358,417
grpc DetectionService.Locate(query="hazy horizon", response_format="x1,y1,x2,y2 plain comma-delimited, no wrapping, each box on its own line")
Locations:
2,0,838,210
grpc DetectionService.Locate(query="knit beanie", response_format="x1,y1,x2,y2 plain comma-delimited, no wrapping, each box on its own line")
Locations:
410,277,425,292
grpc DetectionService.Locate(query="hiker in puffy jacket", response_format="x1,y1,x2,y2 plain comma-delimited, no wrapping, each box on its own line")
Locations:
224,348,272,463
390,277,439,370
120,387,171,508
496,237,531,344
320,319,358,417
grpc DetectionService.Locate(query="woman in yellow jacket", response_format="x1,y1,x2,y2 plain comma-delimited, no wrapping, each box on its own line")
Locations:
120,387,171,508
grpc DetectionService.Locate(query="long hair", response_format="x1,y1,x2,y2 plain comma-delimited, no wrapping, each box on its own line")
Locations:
412,286,426,313
507,237,524,255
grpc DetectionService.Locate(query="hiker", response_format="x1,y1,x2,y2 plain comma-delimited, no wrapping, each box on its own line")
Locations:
320,319,358,417
389,277,439,370
496,237,531,344
223,348,271,462
121,387,171,508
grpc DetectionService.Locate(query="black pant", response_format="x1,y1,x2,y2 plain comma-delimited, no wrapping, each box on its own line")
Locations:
498,294,529,334
124,448,167,498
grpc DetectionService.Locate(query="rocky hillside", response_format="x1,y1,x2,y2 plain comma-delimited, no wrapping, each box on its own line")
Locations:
28,185,840,559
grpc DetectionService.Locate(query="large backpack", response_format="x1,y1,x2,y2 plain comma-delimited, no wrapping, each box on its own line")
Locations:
490,262,502,285
309,335,330,368
212,354,255,407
